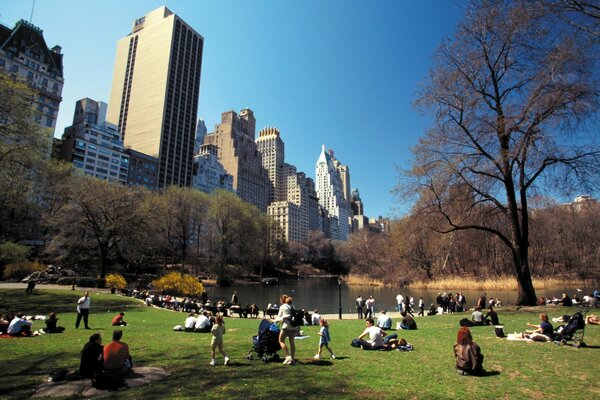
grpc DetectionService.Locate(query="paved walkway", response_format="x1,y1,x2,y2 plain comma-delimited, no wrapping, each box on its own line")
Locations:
1,282,429,321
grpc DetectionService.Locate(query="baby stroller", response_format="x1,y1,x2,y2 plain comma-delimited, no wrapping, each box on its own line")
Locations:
554,310,587,348
246,319,282,363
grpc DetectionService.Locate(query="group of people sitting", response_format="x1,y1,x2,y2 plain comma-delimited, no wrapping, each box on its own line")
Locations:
460,306,500,327
80,329,133,386
374,310,418,331
181,312,215,332
352,318,414,351
0,312,67,336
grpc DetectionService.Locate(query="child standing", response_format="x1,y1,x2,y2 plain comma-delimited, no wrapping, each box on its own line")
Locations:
210,314,230,366
314,318,335,359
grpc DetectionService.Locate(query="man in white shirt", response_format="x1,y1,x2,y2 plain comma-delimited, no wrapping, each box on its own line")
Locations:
396,293,404,313
311,309,321,326
184,313,197,332
194,312,212,332
357,318,386,349
76,291,91,329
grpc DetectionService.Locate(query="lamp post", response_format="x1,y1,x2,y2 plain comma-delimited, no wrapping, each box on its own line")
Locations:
71,264,78,291
338,276,343,319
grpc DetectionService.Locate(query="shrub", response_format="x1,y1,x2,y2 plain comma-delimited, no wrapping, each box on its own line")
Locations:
105,273,127,289
3,261,45,280
56,277,75,285
0,242,30,267
152,272,204,296
76,276,99,288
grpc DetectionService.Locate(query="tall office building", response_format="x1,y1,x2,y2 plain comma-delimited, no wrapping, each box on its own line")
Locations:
203,109,270,212
61,98,129,185
0,19,64,149
316,145,350,241
256,127,285,203
107,6,203,188
194,118,207,154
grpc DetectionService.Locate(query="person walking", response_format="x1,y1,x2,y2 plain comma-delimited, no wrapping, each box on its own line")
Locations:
314,318,335,360
76,291,91,329
418,297,425,317
275,294,298,365
210,314,230,366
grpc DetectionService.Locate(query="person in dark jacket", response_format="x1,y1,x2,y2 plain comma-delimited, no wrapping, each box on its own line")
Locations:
80,334,104,379
44,312,65,333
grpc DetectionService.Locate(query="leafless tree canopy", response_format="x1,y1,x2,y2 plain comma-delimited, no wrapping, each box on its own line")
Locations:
401,1,599,304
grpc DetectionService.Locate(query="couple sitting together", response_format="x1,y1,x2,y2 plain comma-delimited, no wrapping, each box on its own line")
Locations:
353,318,413,351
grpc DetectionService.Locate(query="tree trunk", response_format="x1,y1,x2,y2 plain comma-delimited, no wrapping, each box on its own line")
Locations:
512,245,537,305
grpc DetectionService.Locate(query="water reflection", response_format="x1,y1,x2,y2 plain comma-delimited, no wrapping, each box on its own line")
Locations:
204,277,594,315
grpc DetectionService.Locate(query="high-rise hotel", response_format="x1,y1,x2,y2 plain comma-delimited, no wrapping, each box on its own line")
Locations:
107,6,203,188
316,145,351,241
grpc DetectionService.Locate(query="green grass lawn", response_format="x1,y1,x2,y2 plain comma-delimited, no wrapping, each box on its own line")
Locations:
1,289,598,400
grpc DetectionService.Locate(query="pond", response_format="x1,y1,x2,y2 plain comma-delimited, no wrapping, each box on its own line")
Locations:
204,277,596,315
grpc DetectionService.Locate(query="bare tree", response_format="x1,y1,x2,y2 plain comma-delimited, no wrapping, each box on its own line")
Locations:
47,176,146,278
405,1,599,304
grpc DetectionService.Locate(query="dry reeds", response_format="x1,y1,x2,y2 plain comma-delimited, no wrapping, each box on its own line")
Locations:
346,274,590,289
408,276,590,290
345,274,385,286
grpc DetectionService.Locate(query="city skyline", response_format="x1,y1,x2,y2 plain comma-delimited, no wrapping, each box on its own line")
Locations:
0,1,467,218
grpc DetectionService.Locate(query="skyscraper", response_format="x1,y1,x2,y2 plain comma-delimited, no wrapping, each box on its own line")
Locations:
107,6,203,188
61,98,129,185
203,109,270,212
256,127,285,203
316,145,350,241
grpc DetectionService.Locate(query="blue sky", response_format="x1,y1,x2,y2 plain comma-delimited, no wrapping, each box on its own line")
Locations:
1,1,466,218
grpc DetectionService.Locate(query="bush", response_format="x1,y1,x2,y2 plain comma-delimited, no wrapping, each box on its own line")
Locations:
105,273,127,289
3,261,45,280
152,272,204,296
0,242,30,267
56,277,75,285
76,276,99,288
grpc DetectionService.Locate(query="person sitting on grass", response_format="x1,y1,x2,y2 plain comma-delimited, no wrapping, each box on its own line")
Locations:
7,313,32,336
184,313,197,332
80,333,103,379
356,318,386,350
484,306,500,326
103,330,132,377
454,326,484,376
194,312,213,333
471,306,485,326
111,312,128,326
400,311,417,330
427,304,437,316
524,313,554,342
377,310,392,330
44,312,65,333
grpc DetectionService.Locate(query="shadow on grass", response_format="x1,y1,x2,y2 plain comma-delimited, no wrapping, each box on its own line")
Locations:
0,352,67,399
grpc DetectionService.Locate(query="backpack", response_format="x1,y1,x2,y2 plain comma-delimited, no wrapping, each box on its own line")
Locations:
290,308,304,327
48,368,68,382
91,371,126,391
